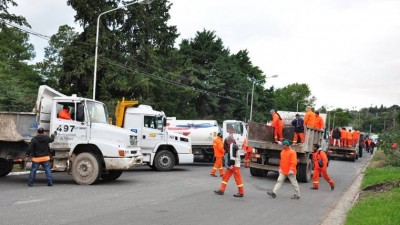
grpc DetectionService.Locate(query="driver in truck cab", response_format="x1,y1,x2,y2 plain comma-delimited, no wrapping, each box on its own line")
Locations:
58,105,71,120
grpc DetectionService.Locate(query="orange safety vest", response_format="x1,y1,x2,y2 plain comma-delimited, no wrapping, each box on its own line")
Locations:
304,109,315,128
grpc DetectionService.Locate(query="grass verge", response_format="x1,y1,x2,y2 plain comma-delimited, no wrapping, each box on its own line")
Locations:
345,149,400,225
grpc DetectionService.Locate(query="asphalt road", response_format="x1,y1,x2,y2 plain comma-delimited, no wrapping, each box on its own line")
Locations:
0,152,371,225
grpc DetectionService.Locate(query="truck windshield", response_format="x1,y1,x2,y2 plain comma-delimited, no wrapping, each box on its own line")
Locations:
87,101,109,124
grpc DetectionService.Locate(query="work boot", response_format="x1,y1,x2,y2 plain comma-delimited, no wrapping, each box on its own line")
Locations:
210,174,217,177
331,185,335,191
233,193,244,197
267,191,276,198
310,187,318,190
291,194,300,200
48,183,53,186
214,190,224,195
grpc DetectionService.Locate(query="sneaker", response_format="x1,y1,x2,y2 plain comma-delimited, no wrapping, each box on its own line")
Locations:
48,183,53,186
291,194,300,199
28,184,33,187
331,185,335,191
267,191,276,198
233,193,244,197
310,187,318,190
214,190,224,195
210,174,217,177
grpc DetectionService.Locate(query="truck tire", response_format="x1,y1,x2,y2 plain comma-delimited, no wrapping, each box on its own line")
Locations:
297,159,312,183
359,147,363,158
72,153,102,185
154,150,175,171
0,159,13,177
101,171,123,181
147,163,156,170
250,167,259,176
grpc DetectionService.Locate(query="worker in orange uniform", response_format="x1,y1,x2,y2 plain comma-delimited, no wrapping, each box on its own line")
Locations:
347,129,353,147
210,133,225,177
291,114,304,144
58,105,71,120
267,140,300,199
311,144,334,190
304,106,316,129
270,109,283,143
214,134,244,197
340,127,347,147
242,137,253,168
314,111,325,130
352,129,360,147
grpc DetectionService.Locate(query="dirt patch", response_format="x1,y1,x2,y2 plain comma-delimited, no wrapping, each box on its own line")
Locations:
359,181,400,200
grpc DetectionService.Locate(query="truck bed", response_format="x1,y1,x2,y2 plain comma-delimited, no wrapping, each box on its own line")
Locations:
0,112,37,142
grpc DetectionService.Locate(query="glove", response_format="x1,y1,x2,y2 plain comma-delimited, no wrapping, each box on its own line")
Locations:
289,170,294,175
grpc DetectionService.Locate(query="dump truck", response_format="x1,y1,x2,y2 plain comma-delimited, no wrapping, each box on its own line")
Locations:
0,85,143,184
247,111,325,183
114,98,193,171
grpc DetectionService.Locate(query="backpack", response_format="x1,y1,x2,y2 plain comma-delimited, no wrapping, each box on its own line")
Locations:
317,150,330,167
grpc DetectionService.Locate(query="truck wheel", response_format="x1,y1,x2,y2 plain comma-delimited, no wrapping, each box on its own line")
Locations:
297,159,312,183
154,150,175,171
72,153,102,185
359,148,363,158
147,163,156,170
101,171,123,181
351,157,356,162
250,167,259,176
0,159,13,177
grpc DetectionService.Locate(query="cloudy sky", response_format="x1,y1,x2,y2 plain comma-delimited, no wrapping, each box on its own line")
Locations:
11,0,400,110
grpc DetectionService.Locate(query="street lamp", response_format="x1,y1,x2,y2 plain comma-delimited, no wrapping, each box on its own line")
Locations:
296,100,306,112
93,0,153,100
249,74,278,121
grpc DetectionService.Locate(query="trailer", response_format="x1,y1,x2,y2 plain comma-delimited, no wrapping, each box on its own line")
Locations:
327,144,359,162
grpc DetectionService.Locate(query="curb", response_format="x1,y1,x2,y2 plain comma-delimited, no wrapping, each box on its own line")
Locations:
320,154,372,225
9,171,44,176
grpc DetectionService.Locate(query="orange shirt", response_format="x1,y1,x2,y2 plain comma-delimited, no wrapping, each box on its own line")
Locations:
314,115,324,130
352,130,360,140
279,147,297,175
340,130,347,139
347,131,353,140
242,138,254,153
313,150,329,169
271,112,279,128
304,109,315,128
213,137,224,157
59,109,71,120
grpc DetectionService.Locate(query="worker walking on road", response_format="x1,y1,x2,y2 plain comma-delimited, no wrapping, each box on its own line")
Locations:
26,128,56,187
214,134,244,197
291,114,304,144
267,140,300,199
210,133,225,177
311,144,335,190
242,137,253,168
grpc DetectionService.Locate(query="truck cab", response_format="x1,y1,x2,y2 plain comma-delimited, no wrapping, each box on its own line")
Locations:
37,86,143,184
115,99,193,171
222,120,248,156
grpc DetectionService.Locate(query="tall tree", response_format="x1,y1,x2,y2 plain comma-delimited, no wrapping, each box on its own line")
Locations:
274,83,313,112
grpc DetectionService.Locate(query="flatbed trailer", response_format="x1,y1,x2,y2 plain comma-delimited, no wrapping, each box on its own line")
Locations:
327,144,359,162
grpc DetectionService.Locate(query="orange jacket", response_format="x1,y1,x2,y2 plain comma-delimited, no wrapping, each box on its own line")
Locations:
313,150,329,170
242,138,254,153
352,130,360,140
347,131,353,140
314,115,324,130
340,129,347,139
279,147,297,175
59,109,71,120
271,112,279,128
213,137,224,158
304,109,315,128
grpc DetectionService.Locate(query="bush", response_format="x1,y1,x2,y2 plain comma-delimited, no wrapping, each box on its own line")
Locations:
379,129,400,166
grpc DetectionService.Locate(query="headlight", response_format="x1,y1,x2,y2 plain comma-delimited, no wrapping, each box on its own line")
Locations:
130,135,138,146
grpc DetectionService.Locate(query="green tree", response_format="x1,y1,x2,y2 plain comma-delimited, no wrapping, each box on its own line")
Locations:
274,83,313,111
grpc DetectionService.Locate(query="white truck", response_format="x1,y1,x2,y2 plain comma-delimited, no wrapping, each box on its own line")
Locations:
0,85,143,184
114,99,193,171
166,119,220,162
222,120,248,156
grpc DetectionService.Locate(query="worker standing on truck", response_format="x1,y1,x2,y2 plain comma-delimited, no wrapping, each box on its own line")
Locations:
270,109,283,143
352,129,360,147
58,105,71,120
210,133,225,177
340,128,347,147
304,106,316,129
291,114,304,144
347,129,353,147
26,128,56,187
314,111,324,130
267,140,300,199
311,144,335,191
242,137,253,168
214,134,244,197
332,127,341,147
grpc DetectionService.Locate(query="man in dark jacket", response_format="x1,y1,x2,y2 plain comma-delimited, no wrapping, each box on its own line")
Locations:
291,114,304,144
26,128,56,187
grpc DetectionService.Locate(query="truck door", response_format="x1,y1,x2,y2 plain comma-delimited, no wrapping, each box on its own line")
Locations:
141,115,164,153
223,121,246,154
51,101,88,149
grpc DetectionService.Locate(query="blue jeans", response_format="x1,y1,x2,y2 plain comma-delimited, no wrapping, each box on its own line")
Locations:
28,161,53,186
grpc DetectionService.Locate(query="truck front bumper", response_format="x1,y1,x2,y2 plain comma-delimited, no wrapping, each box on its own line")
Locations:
104,156,143,170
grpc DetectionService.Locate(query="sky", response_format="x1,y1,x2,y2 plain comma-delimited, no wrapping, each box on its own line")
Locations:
10,0,400,110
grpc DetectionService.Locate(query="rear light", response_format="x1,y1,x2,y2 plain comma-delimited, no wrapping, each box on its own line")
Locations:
328,150,333,154
253,154,261,158
118,150,125,156
350,152,355,155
